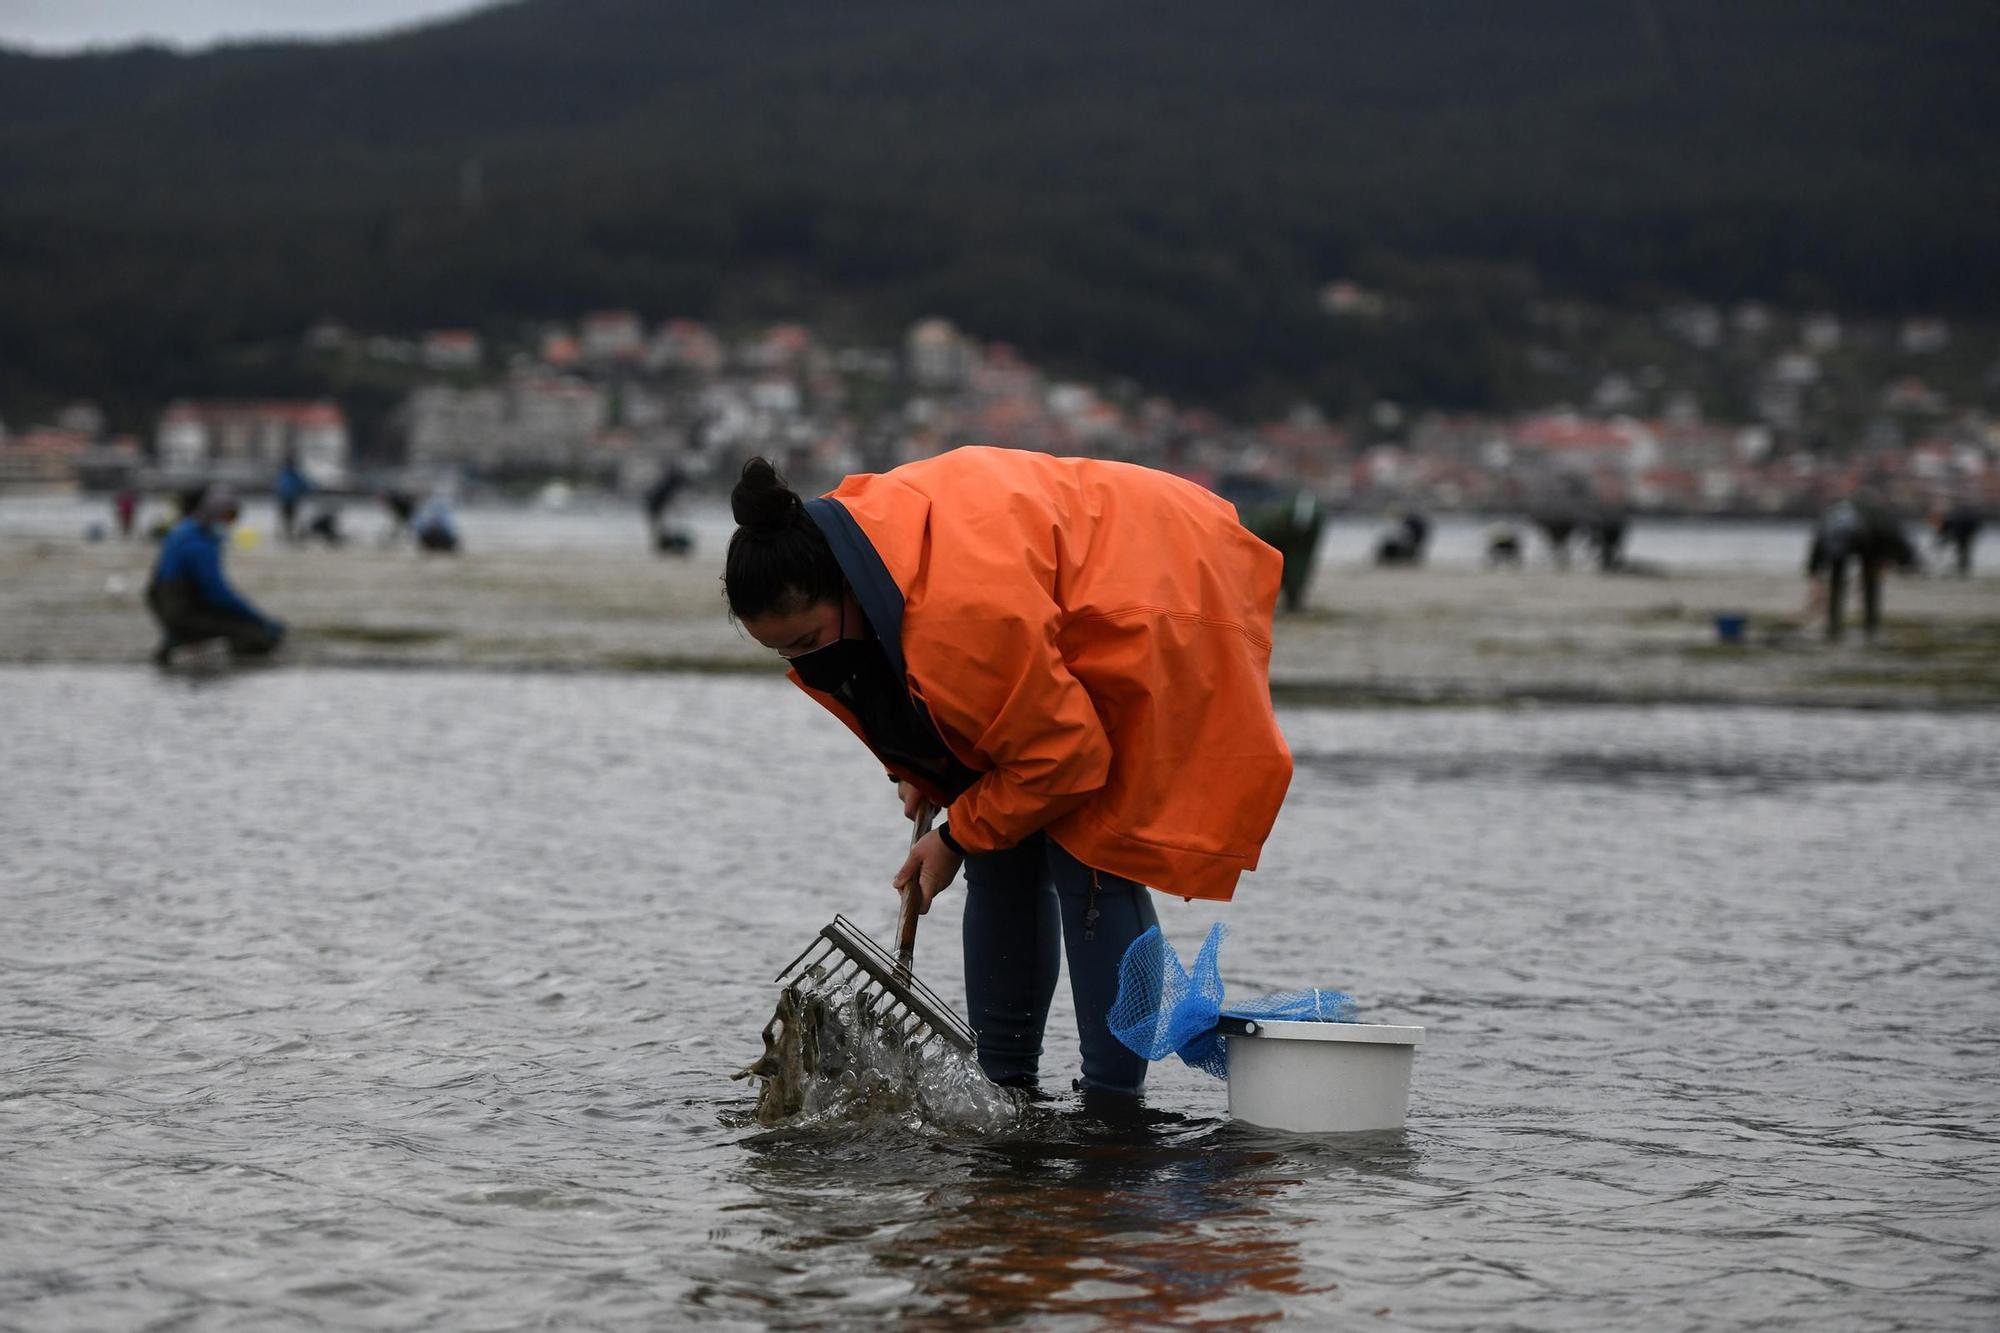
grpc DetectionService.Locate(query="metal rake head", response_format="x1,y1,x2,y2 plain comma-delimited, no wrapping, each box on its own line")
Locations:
776,914,976,1056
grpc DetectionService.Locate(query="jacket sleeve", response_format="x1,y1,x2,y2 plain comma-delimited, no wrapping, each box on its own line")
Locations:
190,535,268,624
912,607,1113,854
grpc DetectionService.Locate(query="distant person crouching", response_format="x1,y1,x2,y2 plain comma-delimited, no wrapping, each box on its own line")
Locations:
145,488,285,666
304,504,346,547
412,494,461,553
1373,510,1430,566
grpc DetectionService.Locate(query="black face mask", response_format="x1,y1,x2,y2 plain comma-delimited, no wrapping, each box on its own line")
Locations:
790,636,873,693
783,595,975,797
788,602,874,694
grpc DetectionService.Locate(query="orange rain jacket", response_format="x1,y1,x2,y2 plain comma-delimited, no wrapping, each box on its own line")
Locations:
792,446,1292,902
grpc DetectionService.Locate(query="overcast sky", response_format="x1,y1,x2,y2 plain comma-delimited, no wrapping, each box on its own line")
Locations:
0,1,494,52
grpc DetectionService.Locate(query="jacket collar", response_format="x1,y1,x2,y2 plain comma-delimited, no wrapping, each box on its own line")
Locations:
804,496,905,678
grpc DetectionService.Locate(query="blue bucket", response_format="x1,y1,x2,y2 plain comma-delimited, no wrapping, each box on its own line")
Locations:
1714,612,1748,645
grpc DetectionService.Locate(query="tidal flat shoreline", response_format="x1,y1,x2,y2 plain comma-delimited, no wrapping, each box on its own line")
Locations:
4,533,1997,708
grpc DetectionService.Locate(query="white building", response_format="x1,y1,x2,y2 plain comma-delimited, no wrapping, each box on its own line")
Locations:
1901,317,1950,355
421,329,484,371
906,318,973,390
646,319,725,376
581,310,645,363
405,374,608,472
155,401,350,484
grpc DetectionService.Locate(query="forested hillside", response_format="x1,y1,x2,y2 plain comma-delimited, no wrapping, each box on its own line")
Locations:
2,0,1993,425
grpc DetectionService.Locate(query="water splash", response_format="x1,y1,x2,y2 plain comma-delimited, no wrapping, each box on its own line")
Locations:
735,981,1024,1135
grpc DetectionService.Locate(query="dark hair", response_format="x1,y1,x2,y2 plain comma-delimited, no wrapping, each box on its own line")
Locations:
724,457,843,620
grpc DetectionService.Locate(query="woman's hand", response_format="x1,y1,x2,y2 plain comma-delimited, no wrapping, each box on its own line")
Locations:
893,829,964,914
896,779,925,821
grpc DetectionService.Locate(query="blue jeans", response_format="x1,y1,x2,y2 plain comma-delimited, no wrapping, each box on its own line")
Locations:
961,831,1160,1096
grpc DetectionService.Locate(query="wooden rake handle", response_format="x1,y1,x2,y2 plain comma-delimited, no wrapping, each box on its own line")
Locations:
896,800,938,975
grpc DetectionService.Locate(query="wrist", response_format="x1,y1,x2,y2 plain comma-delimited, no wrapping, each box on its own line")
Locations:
936,822,966,858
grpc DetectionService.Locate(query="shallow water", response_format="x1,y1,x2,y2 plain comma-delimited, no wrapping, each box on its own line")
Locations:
3,667,1997,1329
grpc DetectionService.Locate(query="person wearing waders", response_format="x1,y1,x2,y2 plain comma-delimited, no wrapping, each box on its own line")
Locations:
723,448,1293,1107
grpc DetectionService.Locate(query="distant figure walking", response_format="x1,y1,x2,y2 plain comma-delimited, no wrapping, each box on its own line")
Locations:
1373,511,1430,566
145,488,285,665
113,488,139,539
276,458,311,543
1933,502,1983,577
1807,497,1918,641
1532,509,1578,568
645,462,693,555
379,488,417,546
1588,506,1629,572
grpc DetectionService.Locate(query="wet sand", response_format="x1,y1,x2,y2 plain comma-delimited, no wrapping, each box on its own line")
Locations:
4,532,1996,707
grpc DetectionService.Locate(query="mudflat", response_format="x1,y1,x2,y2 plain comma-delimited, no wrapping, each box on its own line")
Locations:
4,532,1996,707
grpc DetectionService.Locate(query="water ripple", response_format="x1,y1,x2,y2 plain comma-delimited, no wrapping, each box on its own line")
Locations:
1,668,1995,1329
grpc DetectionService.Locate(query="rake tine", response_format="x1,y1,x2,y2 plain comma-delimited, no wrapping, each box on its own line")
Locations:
776,934,832,984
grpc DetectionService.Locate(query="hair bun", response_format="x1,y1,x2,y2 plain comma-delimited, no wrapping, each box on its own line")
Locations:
731,457,804,535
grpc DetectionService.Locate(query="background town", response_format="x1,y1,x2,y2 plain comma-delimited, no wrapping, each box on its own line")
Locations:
7,294,1996,525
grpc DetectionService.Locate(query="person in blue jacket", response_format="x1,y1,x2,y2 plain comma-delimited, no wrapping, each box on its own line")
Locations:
276,456,311,543
145,487,285,665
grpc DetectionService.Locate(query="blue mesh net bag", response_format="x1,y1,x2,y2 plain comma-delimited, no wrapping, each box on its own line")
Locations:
1107,923,1357,1079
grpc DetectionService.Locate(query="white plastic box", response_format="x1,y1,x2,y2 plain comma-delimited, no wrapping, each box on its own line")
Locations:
1224,1018,1424,1133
